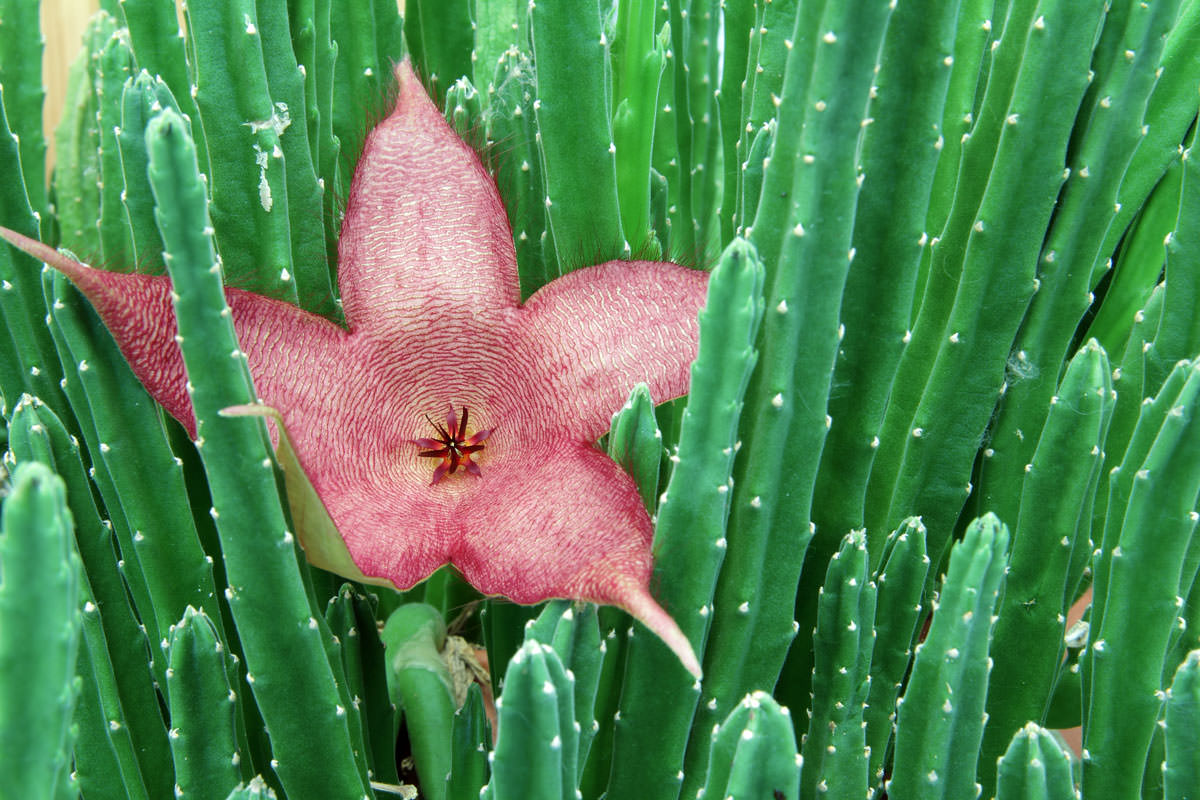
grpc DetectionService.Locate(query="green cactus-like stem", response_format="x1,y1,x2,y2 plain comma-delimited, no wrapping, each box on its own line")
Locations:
184,0,298,304
690,3,891,790
486,47,550,296
611,0,665,254
294,0,345,271
328,0,402,199
799,0,961,713
256,0,337,319
578,609,630,800
327,587,398,785
737,0,798,202
977,0,1184,534
608,237,763,800
525,601,604,780
1164,650,1200,800
801,530,876,800
479,598,541,700
867,1,1108,559
1083,359,1200,800
648,35,681,257
443,76,482,149
0,0,46,212
7,395,174,797
864,518,930,789
606,383,662,512
45,266,224,651
65,669,118,799
447,683,491,800
405,0,472,99
146,106,371,798
54,13,111,258
0,462,81,800
736,121,772,234
96,27,135,267
487,640,578,800
1095,1,1200,287
119,0,209,178
1089,288,1171,629
699,692,799,800
812,0,960,557
530,0,627,265
716,0,752,246
980,339,1113,784
908,0,992,316
224,776,280,800
888,514,1009,800
681,0,721,258
1093,284,1165,541
166,606,246,800
0,88,69,419
994,723,1076,800
652,0,692,258
117,71,178,271
284,0,320,168
1146,129,1200,392
38,275,159,654
1086,158,1181,359
473,0,518,91
382,603,455,800
75,581,154,800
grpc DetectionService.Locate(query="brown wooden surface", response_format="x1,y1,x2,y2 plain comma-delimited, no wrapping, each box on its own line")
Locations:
42,0,99,173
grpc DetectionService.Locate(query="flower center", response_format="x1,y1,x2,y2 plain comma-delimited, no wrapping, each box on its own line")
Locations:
414,405,494,485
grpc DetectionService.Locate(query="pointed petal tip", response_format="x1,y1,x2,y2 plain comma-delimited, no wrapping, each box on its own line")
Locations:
0,225,83,279
617,584,702,679
393,57,419,86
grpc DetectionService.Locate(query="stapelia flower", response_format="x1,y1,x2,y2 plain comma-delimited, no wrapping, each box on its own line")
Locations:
1,61,708,676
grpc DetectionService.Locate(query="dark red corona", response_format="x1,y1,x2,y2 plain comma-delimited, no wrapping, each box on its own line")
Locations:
414,406,493,485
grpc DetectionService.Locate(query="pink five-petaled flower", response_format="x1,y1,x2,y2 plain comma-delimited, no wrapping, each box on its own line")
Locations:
0,61,708,677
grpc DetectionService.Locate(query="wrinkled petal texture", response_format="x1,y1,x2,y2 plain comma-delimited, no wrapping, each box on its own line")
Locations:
452,440,653,604
519,259,708,439
337,62,520,335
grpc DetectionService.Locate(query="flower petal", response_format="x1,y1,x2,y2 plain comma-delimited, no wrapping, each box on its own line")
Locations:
450,439,701,677
337,61,520,334
519,259,709,439
0,226,348,438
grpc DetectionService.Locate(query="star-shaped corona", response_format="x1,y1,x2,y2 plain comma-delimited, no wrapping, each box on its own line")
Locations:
0,61,709,677
415,406,494,485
